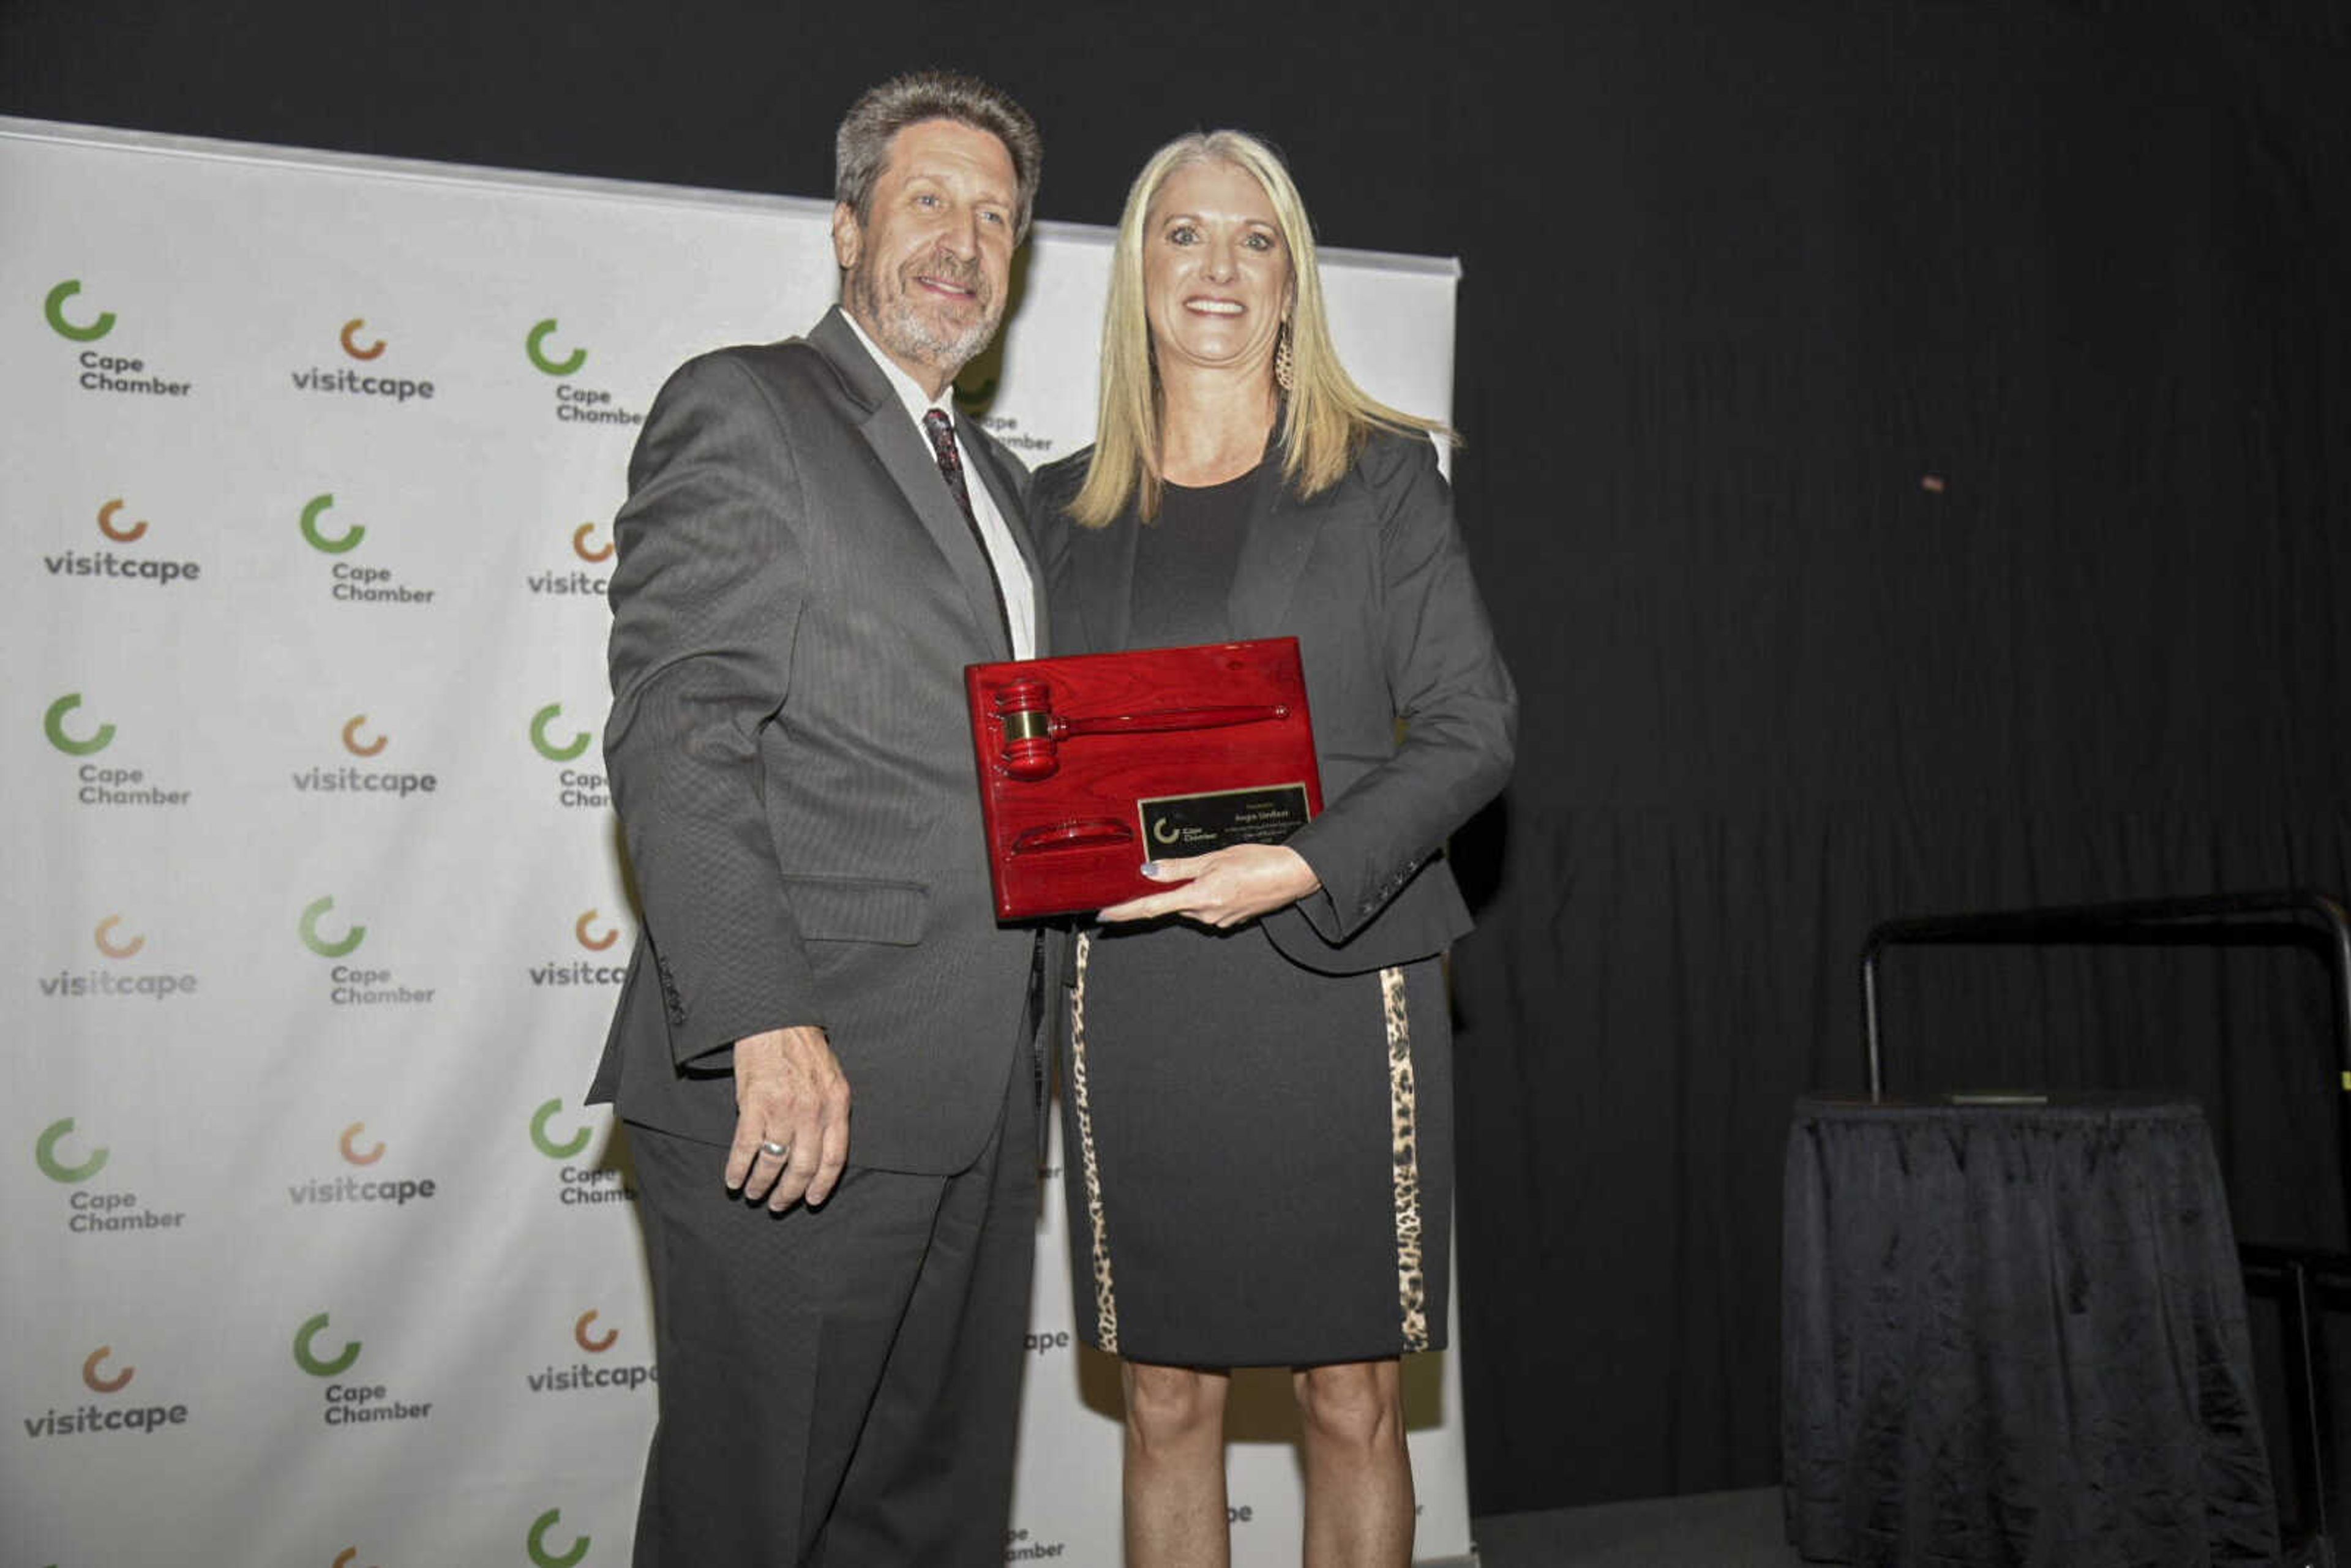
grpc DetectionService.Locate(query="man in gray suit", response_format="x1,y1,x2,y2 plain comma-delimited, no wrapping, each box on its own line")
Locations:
589,70,1049,1566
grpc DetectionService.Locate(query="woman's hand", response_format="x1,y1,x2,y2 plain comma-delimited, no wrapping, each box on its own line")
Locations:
1098,844,1321,928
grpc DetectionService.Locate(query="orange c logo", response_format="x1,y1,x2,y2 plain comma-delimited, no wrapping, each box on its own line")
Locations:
340,319,386,361
574,1310,618,1354
575,910,620,951
94,915,144,959
82,1346,133,1394
340,1122,386,1166
572,522,615,564
96,498,148,544
342,715,388,757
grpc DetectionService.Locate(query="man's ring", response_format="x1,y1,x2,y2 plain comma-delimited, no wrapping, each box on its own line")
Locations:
760,1140,790,1159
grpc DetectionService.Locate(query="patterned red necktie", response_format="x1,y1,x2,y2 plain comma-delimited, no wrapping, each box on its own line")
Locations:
922,408,1012,647
922,408,977,525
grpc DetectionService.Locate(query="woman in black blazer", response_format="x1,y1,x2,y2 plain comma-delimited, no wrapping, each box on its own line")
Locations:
1032,129,1515,1568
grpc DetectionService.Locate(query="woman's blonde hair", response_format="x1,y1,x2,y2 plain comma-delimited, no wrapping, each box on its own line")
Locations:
1069,129,1455,528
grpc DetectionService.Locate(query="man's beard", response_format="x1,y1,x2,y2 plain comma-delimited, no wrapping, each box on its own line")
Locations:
849,248,999,379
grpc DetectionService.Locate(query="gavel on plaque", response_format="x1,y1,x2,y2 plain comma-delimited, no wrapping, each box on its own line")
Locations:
992,677,1292,855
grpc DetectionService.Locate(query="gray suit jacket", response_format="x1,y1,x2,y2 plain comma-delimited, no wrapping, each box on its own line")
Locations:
591,307,1047,1174
1034,428,1515,971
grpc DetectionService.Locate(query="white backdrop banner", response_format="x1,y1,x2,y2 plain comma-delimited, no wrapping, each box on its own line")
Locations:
0,116,1472,1568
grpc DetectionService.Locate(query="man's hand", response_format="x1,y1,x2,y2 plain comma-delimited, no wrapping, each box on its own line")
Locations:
724,1025,851,1210
1097,844,1321,929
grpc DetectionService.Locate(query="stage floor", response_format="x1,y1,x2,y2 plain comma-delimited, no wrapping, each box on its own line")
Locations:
1469,1485,1802,1567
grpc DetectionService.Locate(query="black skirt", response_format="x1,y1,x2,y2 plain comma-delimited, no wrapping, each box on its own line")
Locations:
1057,920,1452,1367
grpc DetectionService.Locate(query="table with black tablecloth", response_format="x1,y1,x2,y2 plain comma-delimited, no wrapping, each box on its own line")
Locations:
1781,1094,2279,1566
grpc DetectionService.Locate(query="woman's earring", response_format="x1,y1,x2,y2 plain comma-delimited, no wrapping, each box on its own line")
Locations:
1273,320,1295,393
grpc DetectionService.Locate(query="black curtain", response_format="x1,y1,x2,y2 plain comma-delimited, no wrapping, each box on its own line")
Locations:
10,0,2349,1520
1447,0,2351,1514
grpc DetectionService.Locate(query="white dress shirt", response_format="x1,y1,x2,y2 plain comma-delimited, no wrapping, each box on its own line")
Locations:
842,311,1037,659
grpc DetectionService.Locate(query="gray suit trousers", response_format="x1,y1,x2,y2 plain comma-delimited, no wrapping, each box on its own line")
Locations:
625,1068,1038,1568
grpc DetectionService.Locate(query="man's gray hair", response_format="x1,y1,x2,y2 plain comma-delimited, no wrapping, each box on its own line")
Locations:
835,70,1043,241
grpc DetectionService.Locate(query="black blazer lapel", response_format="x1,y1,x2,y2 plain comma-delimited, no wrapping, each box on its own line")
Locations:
1072,497,1141,654
1225,462,1332,640
810,308,1013,661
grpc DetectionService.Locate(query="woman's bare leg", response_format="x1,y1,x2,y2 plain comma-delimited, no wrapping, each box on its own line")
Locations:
1123,1359,1233,1568
1294,1358,1412,1567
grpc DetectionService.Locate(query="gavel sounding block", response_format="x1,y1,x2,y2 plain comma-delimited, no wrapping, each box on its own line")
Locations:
965,638,1324,920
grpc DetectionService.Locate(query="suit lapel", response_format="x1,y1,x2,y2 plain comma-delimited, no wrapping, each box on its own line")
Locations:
1073,495,1141,654
964,435,1047,658
1076,432,1331,654
811,308,1013,661
1225,458,1330,640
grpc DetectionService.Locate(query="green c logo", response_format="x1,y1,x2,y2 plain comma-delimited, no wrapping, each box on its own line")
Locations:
300,493,365,555
293,1311,361,1378
45,279,116,342
530,703,593,762
527,319,587,377
44,692,116,756
300,896,367,958
36,1117,108,1184
530,1098,593,1160
528,1508,590,1568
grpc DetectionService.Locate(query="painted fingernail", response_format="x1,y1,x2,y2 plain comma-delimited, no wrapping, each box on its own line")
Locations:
1140,861,1160,877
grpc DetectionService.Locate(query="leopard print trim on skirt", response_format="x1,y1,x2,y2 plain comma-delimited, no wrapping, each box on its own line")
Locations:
1068,931,1119,1354
1381,964,1429,1352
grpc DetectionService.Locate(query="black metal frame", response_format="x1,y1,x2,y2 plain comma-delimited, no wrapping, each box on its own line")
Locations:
1857,887,2351,1567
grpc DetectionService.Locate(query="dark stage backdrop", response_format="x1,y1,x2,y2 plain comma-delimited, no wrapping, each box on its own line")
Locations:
12,0,2348,1518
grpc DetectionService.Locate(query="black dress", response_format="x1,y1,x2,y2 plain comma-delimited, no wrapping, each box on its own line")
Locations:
1058,460,1453,1368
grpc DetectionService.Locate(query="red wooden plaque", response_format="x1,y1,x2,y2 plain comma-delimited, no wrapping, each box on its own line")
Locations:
965,638,1323,920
